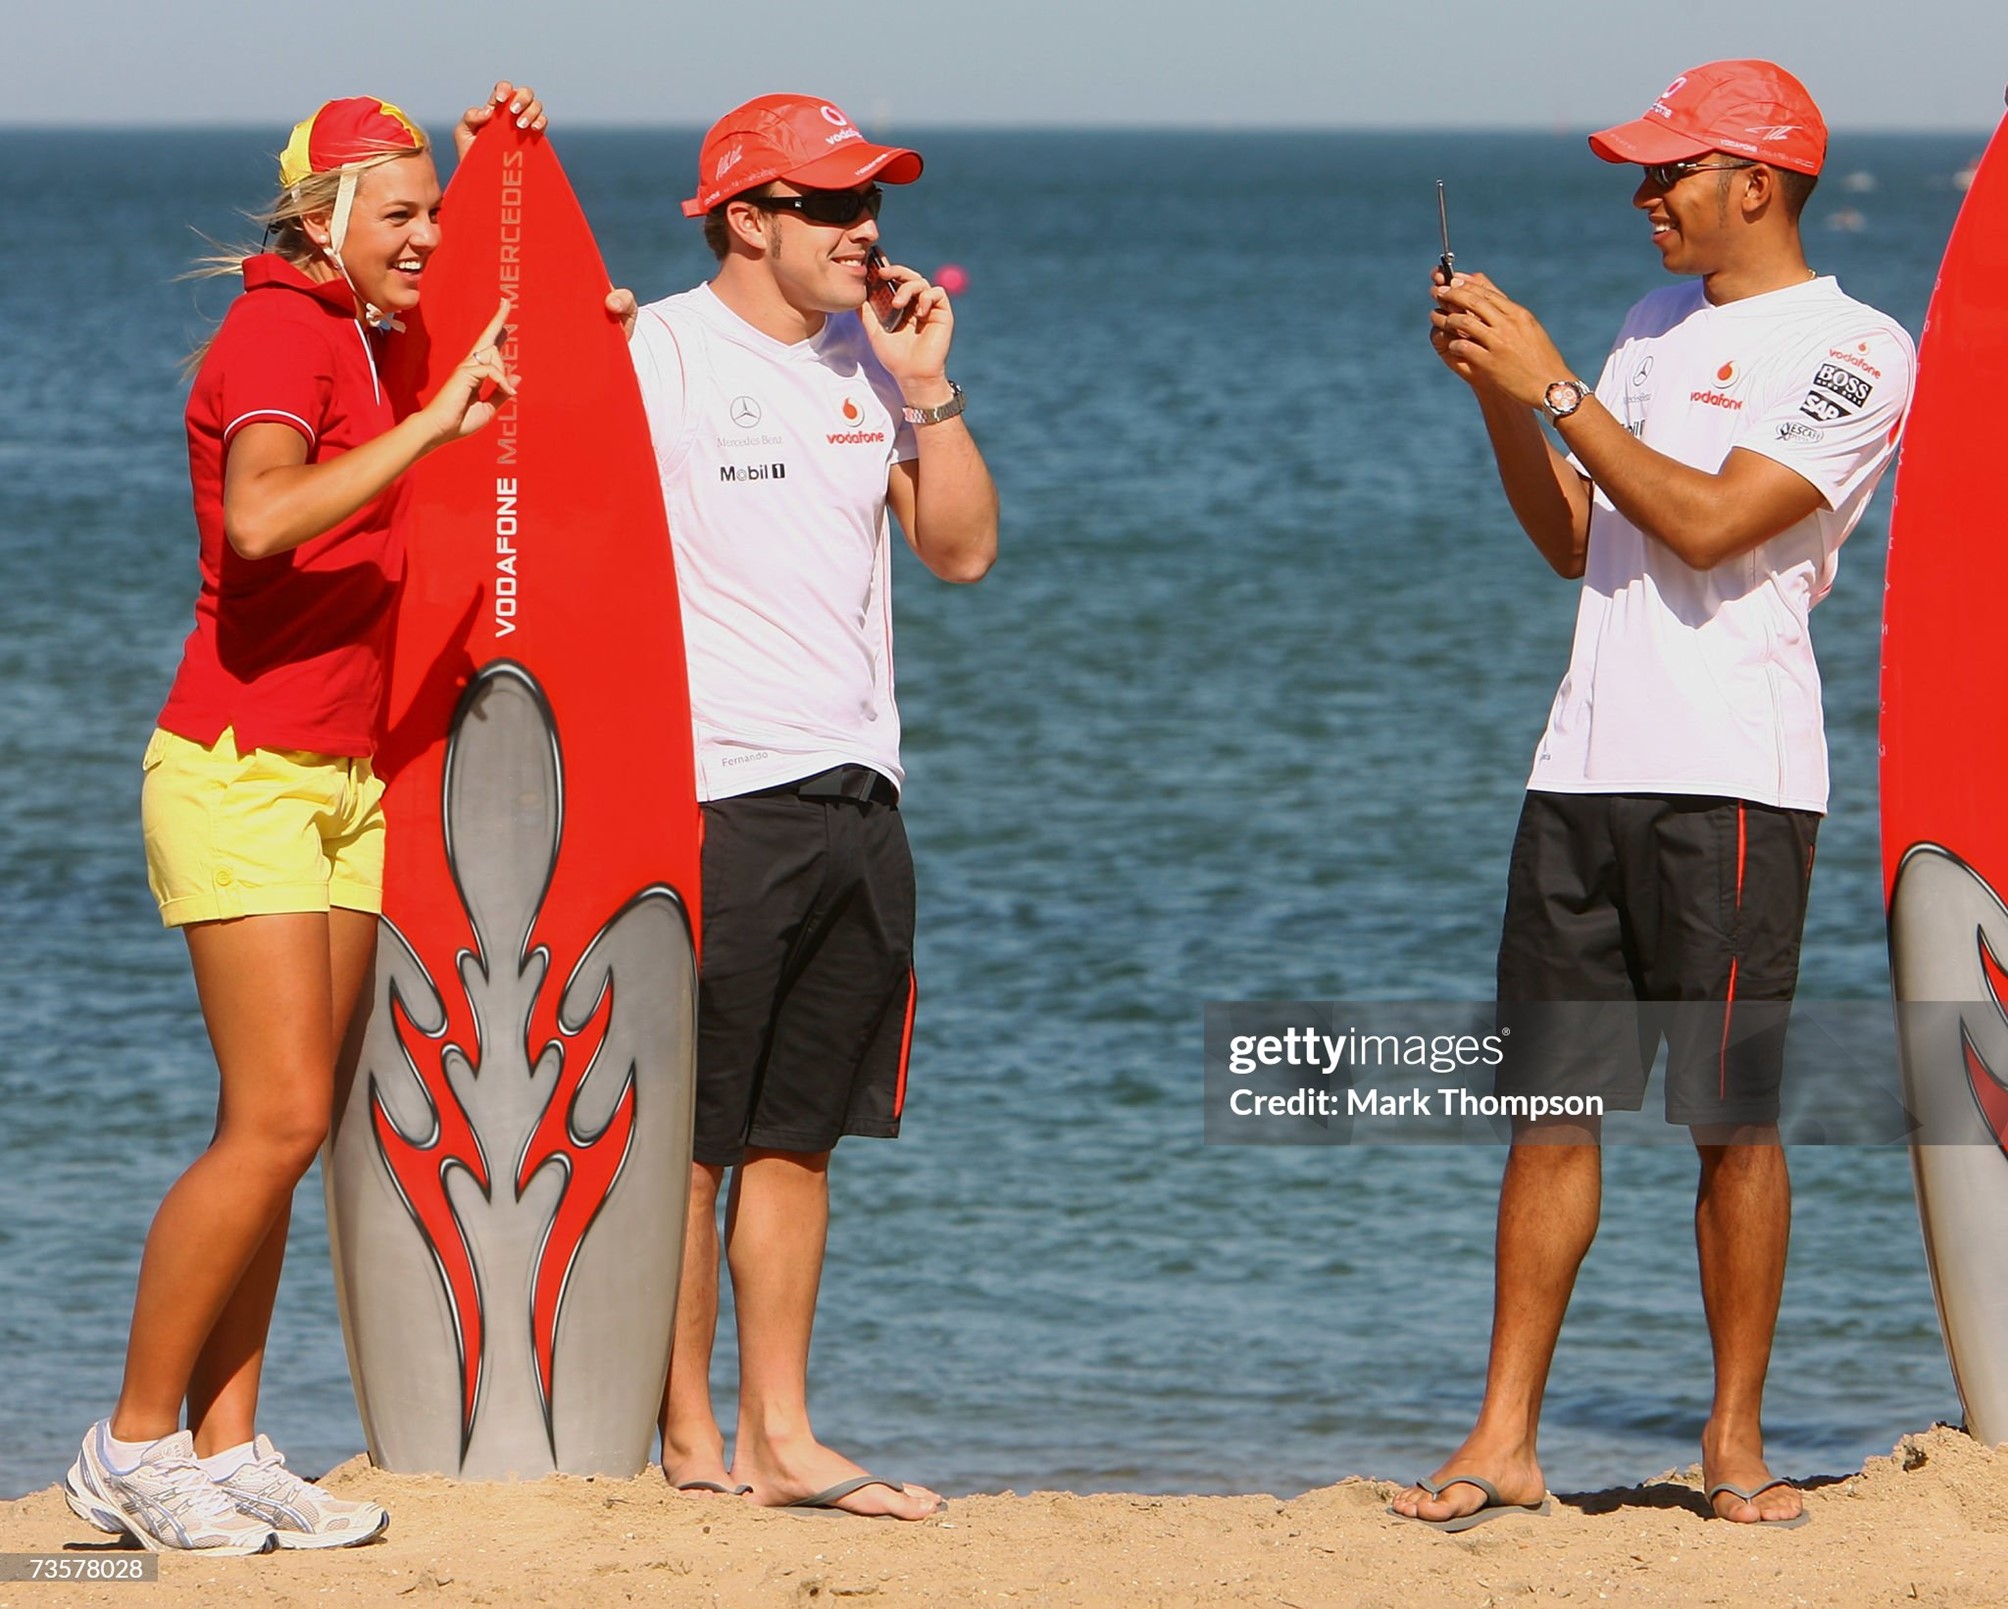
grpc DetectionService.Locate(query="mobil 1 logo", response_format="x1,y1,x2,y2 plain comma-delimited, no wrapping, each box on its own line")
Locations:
1801,361,1874,422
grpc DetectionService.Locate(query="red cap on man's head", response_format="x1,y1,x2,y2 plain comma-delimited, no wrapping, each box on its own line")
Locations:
682,93,923,217
1588,61,1827,176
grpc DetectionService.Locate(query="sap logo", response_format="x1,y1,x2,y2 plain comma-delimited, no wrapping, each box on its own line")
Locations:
1777,421,1821,443
719,463,788,482
1688,389,1744,411
1827,344,1884,381
1801,390,1849,424
1813,363,1874,408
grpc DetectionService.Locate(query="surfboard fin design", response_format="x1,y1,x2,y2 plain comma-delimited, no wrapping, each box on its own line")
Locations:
338,662,694,1475
1963,925,2008,1158
1890,842,2008,1159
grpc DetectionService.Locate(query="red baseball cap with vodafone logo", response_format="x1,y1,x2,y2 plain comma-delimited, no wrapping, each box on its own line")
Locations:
1588,60,1828,177
682,93,923,217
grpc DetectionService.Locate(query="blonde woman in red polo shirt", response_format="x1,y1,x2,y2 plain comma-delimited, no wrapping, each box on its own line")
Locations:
63,84,542,1555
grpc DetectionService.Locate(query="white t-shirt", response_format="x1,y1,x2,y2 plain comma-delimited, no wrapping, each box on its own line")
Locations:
1529,276,1914,812
630,286,918,802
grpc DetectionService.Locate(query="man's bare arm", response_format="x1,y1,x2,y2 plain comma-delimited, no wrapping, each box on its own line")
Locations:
1554,401,1824,569
1435,271,1823,572
1472,387,1594,578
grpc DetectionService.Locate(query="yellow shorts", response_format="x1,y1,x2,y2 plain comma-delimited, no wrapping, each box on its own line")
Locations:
141,726,386,928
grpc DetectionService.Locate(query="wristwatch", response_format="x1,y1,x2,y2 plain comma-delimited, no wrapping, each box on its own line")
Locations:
901,381,967,427
1542,379,1590,421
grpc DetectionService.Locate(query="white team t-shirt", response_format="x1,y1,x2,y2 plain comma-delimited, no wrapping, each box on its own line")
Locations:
1530,276,1914,812
630,286,918,802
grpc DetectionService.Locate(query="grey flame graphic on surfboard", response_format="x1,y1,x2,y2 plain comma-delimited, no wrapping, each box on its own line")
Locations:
1880,97,2008,1448
325,117,702,1479
328,665,694,1477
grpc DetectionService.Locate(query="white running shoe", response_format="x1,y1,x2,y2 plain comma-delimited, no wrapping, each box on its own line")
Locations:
65,1423,277,1555
212,1436,389,1549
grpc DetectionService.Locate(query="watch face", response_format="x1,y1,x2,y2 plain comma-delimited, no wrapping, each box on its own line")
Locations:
1545,381,1583,417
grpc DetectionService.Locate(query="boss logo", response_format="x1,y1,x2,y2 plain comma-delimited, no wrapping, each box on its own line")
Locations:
1813,363,1874,408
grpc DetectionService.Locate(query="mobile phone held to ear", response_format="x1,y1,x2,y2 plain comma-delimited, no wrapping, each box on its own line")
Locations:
866,248,911,333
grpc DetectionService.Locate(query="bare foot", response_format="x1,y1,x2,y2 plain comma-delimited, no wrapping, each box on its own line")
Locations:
1702,1423,1802,1524
661,1437,746,1498
1389,1429,1546,1525
735,1433,944,1520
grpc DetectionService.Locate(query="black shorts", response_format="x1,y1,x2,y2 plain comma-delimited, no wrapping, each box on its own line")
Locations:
694,769,917,1167
1495,791,1819,1126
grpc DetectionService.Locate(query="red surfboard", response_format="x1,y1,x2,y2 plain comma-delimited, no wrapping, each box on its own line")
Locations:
1880,101,2008,1447
324,119,699,1479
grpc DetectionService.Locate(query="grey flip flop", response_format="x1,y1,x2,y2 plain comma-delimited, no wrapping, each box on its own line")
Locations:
675,1480,753,1496
1391,1474,1552,1532
777,1475,946,1518
1706,1478,1810,1527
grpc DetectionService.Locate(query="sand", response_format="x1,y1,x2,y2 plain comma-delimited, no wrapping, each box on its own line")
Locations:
3,1426,2003,1608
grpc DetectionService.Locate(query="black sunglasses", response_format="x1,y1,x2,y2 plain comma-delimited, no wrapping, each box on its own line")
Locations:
1642,159,1758,189
744,185,884,226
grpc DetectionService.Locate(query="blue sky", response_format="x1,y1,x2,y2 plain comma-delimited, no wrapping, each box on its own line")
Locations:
7,0,2003,131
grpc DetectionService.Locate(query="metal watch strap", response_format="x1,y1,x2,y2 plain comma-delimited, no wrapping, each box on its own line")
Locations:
1542,379,1589,421
901,381,966,427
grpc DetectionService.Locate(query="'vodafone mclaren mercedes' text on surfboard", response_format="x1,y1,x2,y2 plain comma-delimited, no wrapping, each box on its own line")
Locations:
1881,95,2008,1451
325,119,702,1480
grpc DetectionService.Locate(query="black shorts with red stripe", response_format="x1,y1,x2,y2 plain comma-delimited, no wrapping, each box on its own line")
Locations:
694,770,917,1166
1494,790,1819,1127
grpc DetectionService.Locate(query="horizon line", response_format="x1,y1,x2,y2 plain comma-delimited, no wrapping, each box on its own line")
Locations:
0,119,1993,138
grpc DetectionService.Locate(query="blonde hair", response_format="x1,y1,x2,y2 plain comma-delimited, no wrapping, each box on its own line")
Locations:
183,140,428,371
190,140,428,280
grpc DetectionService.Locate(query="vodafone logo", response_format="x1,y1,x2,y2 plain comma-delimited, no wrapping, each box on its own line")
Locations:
1827,344,1883,380
1649,75,1688,120
821,105,850,127
1716,361,1736,384
827,395,884,445
1689,389,1744,411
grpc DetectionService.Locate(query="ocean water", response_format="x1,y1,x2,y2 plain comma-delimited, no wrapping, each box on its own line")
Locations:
0,128,1984,1501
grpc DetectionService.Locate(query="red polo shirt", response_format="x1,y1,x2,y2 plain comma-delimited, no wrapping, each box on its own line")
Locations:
158,254,409,757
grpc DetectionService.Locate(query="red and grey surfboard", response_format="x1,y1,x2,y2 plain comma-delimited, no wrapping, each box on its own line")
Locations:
1880,99,2008,1448
325,119,699,1479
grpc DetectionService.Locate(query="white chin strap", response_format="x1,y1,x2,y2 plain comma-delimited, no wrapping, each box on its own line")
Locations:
328,167,360,257
322,166,398,330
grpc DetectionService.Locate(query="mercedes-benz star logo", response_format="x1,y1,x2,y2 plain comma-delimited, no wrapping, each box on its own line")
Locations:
729,396,762,428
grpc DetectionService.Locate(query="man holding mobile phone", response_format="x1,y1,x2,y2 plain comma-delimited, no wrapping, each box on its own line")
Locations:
1392,61,1912,1531
626,93,997,1520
